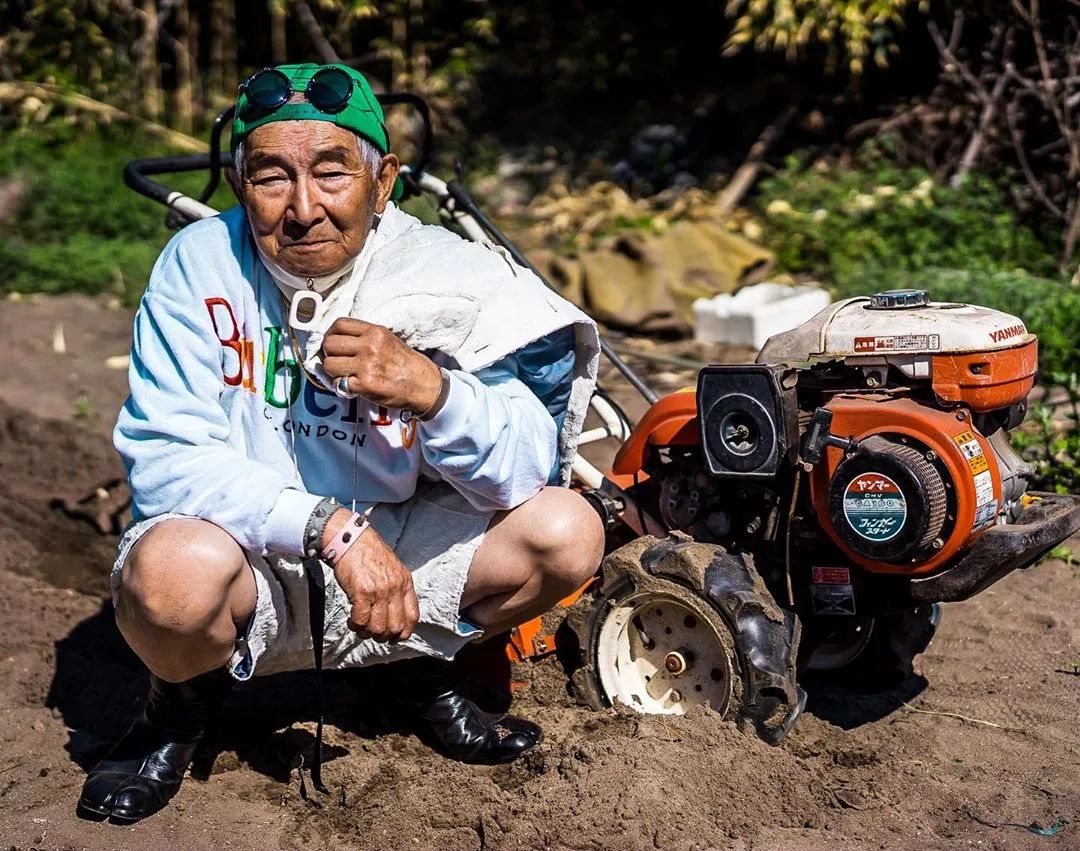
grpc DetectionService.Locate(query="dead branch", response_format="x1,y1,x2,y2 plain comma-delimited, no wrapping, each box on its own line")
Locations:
928,18,989,103
952,52,1012,187
1006,91,1065,218
902,702,1025,732
717,105,798,216
0,81,206,152
291,0,342,64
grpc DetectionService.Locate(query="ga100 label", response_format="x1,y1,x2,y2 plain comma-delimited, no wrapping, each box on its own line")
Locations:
843,472,906,542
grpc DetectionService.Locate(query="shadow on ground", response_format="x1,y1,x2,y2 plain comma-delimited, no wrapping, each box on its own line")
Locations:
45,602,515,784
799,672,928,730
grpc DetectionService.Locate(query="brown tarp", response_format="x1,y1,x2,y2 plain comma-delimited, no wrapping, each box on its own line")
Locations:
534,220,773,334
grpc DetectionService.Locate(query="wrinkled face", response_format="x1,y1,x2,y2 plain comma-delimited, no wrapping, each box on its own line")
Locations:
238,120,399,278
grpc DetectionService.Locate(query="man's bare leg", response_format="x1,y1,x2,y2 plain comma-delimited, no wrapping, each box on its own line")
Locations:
384,486,604,764
115,518,257,683
114,488,604,679
80,520,248,823
460,486,606,634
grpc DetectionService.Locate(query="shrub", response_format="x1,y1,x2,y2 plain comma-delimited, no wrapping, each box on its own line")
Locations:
756,152,1060,286
0,122,236,306
755,151,1079,374
1010,399,1080,495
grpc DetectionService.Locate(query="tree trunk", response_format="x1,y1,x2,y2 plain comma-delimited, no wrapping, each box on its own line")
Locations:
222,0,238,96
189,5,201,117
409,0,426,84
173,0,194,133
270,0,287,65
391,1,407,87
208,0,225,99
138,0,163,120
293,0,341,64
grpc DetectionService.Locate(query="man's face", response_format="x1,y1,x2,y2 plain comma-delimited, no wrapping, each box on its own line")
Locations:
239,120,400,278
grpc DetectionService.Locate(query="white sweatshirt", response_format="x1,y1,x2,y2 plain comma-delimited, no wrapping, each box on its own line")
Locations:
114,205,583,557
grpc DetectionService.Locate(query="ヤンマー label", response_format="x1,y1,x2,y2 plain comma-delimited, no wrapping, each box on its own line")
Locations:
843,472,906,542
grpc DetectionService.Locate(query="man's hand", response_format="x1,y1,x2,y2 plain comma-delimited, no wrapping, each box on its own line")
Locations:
321,317,442,414
323,508,420,642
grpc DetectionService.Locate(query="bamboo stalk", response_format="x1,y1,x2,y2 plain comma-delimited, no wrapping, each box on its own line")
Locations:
173,0,194,134
137,0,163,120
269,0,287,65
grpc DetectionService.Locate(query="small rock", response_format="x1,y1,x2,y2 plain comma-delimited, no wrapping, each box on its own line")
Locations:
31,719,45,732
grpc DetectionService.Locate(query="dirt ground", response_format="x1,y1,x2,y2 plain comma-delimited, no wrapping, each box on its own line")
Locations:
0,294,1078,851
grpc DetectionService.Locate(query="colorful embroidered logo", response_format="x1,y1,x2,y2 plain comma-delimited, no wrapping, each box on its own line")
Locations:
205,297,415,445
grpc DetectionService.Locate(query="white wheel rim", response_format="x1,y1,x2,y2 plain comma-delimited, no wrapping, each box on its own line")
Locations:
595,589,733,716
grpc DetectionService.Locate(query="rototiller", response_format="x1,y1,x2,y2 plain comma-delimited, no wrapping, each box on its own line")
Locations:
126,95,1080,744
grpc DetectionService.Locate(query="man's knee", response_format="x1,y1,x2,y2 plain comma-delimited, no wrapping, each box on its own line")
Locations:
118,519,247,635
521,487,605,588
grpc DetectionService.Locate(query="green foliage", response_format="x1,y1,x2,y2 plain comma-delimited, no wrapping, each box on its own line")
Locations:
0,122,236,306
756,152,1060,286
1047,544,1075,566
2,0,137,99
1010,397,1080,495
754,151,1080,370
0,235,161,306
724,0,920,74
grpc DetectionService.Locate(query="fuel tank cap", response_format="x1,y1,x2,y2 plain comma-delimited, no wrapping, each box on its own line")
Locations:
868,289,930,309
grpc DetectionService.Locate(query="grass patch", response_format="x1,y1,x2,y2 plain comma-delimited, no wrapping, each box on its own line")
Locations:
0,122,236,306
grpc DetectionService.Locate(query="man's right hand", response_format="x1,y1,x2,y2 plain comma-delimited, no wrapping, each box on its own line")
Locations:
323,508,420,642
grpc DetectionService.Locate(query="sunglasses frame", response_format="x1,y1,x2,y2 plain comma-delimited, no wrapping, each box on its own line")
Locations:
239,67,357,115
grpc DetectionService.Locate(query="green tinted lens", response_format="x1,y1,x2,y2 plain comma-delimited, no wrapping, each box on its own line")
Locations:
245,69,291,109
306,68,354,113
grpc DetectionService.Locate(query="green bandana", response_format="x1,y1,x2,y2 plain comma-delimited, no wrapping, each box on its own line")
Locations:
232,63,403,200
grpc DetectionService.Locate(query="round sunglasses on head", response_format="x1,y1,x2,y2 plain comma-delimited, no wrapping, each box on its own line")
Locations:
239,67,358,114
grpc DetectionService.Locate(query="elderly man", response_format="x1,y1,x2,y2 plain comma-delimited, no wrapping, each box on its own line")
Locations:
79,63,604,824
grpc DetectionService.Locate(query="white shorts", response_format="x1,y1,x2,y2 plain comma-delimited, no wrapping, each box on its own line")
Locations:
111,481,493,681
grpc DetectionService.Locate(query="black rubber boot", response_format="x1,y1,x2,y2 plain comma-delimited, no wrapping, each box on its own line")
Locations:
389,657,542,765
78,668,232,823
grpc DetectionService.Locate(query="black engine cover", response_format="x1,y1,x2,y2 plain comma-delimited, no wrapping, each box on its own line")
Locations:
697,365,797,478
826,435,950,564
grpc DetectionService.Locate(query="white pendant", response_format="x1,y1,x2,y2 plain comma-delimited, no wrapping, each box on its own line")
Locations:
289,290,324,331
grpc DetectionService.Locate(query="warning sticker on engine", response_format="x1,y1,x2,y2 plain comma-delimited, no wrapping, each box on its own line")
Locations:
812,566,852,585
853,334,941,353
953,430,989,474
973,469,994,505
843,473,906,542
811,583,857,615
973,499,999,530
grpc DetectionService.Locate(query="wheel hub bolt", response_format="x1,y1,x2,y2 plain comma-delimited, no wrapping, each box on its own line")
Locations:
664,650,688,675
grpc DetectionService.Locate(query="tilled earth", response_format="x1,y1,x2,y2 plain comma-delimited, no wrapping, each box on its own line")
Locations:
0,295,1078,851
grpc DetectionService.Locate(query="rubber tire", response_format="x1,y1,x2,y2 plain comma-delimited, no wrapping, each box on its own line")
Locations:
805,604,942,688
562,533,805,745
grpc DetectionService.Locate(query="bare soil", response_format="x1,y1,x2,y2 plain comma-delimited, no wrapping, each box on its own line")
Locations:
0,294,1078,851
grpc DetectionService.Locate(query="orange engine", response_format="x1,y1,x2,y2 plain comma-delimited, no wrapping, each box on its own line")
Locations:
808,394,1007,575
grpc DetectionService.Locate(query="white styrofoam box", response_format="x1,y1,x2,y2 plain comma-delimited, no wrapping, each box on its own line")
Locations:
692,283,832,350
